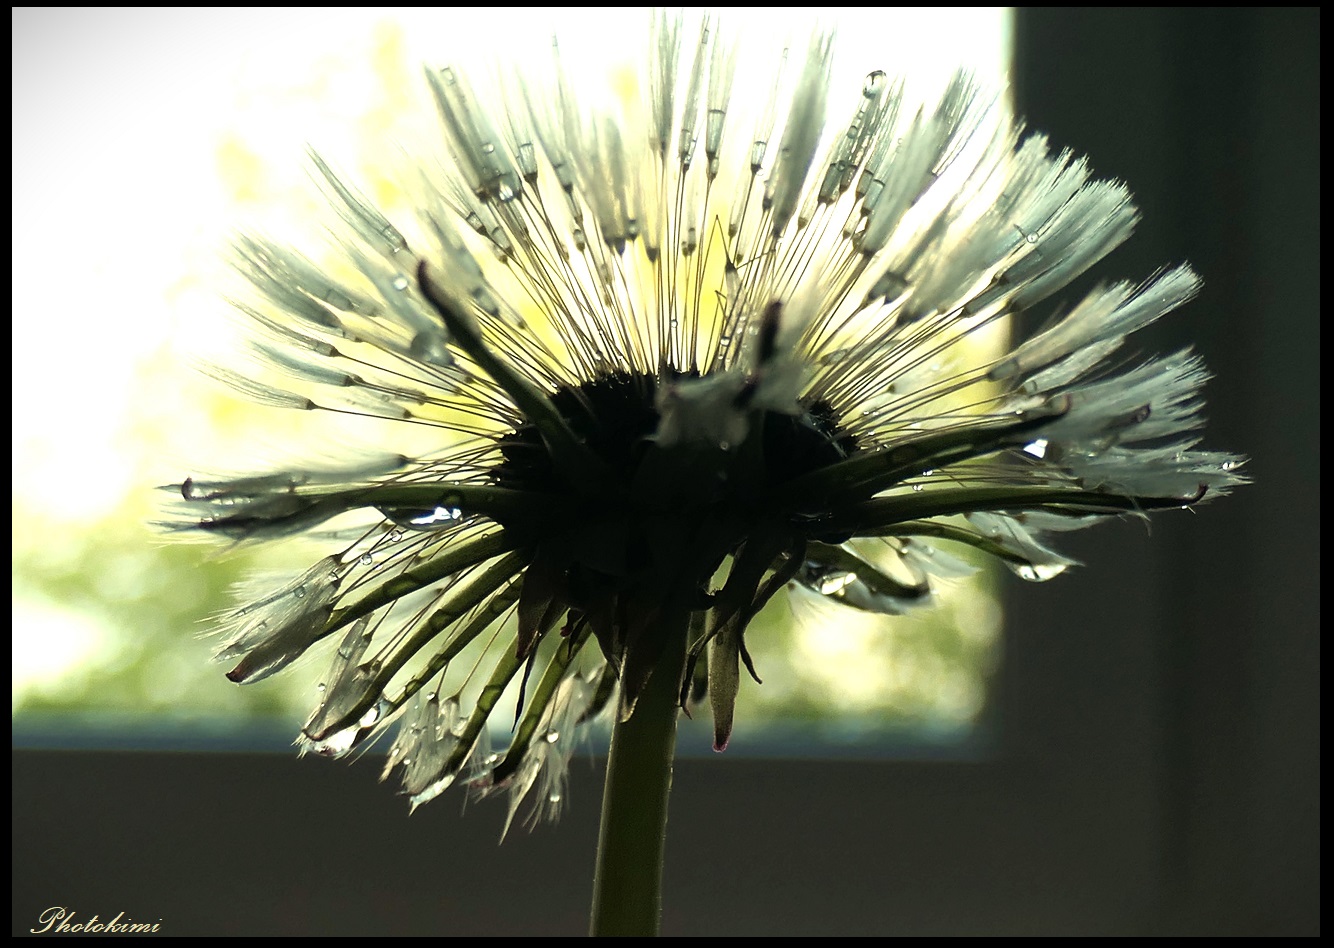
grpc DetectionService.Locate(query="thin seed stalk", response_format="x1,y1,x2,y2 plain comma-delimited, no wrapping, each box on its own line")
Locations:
589,620,688,937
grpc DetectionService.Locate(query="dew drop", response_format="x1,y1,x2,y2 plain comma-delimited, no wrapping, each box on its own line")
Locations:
409,505,463,526
544,729,560,744
818,572,857,596
1015,562,1068,582
360,552,374,566
380,225,406,251
293,585,306,598
391,275,409,291
317,682,327,693
310,725,359,757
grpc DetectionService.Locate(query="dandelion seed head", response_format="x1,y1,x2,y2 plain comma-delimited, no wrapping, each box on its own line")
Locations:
169,12,1245,819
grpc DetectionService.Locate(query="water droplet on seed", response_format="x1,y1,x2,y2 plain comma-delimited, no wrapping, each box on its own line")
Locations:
1015,562,1067,582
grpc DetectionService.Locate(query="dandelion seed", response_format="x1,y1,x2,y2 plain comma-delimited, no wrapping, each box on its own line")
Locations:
169,14,1244,837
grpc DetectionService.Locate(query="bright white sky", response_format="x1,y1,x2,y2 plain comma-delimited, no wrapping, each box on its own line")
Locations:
11,7,1011,703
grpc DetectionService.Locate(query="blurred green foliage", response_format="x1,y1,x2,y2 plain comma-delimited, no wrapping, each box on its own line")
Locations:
13,513,315,720
13,503,998,742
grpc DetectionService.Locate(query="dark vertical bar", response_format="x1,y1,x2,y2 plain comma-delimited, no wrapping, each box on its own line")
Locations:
1012,8,1319,935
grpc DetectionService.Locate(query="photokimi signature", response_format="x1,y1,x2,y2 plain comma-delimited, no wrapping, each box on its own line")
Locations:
30,907,162,934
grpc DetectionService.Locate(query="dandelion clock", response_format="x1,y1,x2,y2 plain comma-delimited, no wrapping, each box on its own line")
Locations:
166,10,1244,935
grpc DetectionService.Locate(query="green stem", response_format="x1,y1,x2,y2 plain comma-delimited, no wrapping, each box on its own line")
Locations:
589,625,687,937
